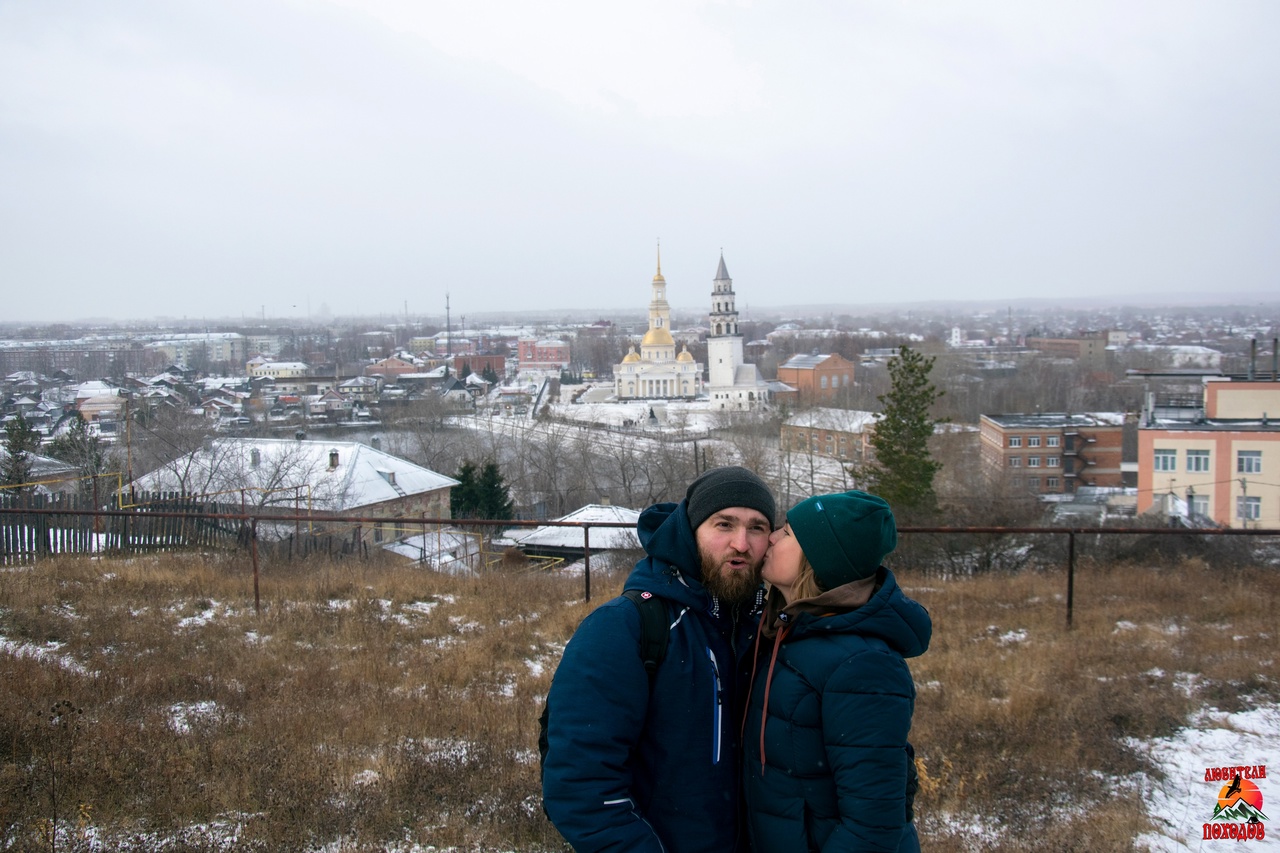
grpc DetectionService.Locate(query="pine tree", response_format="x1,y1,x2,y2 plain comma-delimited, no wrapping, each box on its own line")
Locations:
47,413,112,494
857,345,946,515
476,459,514,520
451,459,514,520
2,414,43,493
451,460,480,518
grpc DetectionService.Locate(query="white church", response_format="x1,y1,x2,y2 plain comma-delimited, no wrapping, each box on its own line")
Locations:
614,251,771,410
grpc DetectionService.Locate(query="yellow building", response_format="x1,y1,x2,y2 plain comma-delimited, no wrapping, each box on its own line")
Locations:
1138,379,1280,528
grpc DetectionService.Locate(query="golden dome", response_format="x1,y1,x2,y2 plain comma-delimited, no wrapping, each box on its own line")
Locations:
676,346,694,363
642,327,675,348
622,347,641,363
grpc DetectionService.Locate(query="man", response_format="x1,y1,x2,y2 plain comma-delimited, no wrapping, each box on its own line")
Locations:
542,466,776,852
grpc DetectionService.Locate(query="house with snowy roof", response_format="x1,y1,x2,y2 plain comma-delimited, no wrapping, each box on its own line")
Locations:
781,408,881,463
130,438,459,542
513,504,642,562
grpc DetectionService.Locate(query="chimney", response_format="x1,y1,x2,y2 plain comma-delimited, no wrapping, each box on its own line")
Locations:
329,450,339,469
250,448,260,469
371,435,381,451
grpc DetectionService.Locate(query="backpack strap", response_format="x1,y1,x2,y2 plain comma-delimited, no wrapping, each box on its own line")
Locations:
621,589,670,677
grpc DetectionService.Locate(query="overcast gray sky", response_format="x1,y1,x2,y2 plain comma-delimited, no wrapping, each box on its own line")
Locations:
2,1,1278,323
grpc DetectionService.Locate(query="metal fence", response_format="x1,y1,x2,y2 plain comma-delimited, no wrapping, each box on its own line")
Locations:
2,500,1277,627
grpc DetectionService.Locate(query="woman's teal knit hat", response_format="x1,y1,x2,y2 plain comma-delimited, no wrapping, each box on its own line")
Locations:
786,490,897,590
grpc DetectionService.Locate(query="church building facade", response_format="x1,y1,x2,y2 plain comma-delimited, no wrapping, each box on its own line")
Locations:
613,250,772,409
613,254,703,401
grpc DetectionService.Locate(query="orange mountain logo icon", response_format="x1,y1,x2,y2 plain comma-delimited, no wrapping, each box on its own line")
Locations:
1203,766,1267,842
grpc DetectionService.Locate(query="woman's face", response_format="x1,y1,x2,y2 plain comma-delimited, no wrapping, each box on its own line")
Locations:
761,523,804,594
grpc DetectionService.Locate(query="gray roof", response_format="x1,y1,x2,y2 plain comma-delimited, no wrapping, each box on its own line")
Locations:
981,412,1126,429
715,254,731,282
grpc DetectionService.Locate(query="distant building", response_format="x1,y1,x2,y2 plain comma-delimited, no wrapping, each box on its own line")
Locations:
614,252,702,401
705,254,771,410
980,412,1126,495
145,333,248,367
247,360,310,379
1138,378,1280,528
776,352,857,404
131,438,458,543
781,408,879,463
519,338,571,371
514,504,642,561
1024,333,1107,364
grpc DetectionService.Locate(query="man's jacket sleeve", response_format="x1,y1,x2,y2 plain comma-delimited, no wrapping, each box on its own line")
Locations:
542,599,666,852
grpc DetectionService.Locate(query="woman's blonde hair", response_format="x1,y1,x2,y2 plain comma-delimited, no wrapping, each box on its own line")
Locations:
788,553,824,601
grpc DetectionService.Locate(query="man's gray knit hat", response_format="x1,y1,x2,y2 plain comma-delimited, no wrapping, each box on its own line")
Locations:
685,466,776,531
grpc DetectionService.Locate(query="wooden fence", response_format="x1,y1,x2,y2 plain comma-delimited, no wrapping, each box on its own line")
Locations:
0,491,391,566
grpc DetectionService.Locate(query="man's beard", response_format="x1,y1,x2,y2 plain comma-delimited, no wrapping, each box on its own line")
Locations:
700,550,760,604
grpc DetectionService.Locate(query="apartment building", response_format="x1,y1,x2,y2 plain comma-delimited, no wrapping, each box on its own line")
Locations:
980,412,1126,494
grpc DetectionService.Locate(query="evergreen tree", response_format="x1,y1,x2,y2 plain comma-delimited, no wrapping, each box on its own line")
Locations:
47,412,112,493
482,365,500,385
451,459,480,518
857,345,946,515
451,458,514,519
476,459,514,519
2,414,42,494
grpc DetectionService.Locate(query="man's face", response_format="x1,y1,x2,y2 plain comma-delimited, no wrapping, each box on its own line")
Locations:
695,507,772,603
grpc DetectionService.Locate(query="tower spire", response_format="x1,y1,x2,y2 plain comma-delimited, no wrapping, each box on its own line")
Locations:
656,239,662,277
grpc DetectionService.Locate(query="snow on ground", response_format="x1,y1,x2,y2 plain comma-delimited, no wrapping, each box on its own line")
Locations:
1132,704,1277,851
0,635,94,676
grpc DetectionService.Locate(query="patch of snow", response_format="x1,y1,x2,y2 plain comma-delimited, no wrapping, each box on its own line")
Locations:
996,629,1028,646
168,700,221,735
0,635,92,676
1130,704,1279,851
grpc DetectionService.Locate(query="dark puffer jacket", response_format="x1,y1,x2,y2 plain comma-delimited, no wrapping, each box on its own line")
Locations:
542,500,764,852
742,568,930,852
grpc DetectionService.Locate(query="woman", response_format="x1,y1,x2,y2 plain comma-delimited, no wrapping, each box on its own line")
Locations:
742,490,931,852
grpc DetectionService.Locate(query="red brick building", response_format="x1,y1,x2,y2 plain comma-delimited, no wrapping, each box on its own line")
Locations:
775,353,856,403
979,412,1126,494
518,338,570,370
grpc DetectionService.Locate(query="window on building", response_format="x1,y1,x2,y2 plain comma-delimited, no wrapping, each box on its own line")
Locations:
1047,436,1060,448
1028,457,1041,468
1008,457,1021,468
1153,449,1177,472
1046,477,1060,489
1008,436,1022,448
820,376,828,389
1237,450,1262,474
1029,436,1041,448
1186,450,1210,473
1026,478,1040,490
1190,495,1209,516
1046,456,1060,468
1237,496,1261,521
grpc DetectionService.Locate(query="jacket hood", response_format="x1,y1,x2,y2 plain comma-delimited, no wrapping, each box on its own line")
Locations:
625,500,712,612
767,569,930,659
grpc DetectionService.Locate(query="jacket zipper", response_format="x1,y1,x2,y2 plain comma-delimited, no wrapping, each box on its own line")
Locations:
707,647,723,764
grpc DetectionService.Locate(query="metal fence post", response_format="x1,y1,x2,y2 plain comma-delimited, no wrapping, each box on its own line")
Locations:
251,517,261,615
584,525,592,603
1066,531,1076,629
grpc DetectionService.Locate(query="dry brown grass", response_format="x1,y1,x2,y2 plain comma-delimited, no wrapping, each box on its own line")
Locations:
1,548,1276,851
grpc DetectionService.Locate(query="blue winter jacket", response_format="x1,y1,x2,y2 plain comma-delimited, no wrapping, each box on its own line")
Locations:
542,499,764,852
742,569,931,852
